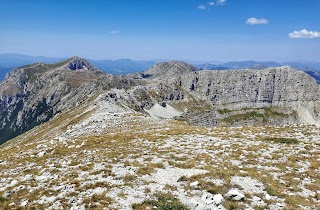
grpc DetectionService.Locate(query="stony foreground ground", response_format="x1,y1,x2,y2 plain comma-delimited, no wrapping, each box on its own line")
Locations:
0,97,319,210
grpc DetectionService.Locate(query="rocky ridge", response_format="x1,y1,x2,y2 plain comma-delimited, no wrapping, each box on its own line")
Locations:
0,57,320,144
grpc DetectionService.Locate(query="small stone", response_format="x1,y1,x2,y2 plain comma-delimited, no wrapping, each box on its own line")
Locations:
277,203,285,207
265,193,271,200
3,190,14,198
252,196,262,202
201,192,214,205
225,189,245,201
190,181,199,187
20,199,28,207
10,180,18,186
22,174,33,181
213,193,224,205
37,151,46,157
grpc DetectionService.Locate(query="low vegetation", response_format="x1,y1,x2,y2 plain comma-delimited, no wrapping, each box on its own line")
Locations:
258,137,299,144
132,193,189,210
221,111,265,124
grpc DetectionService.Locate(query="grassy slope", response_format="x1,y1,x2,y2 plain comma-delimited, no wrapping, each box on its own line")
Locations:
0,97,319,209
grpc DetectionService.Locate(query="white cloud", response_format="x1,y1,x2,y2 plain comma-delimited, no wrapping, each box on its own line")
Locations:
199,0,226,10
198,4,206,9
110,30,120,35
289,29,320,38
216,0,226,5
246,17,269,25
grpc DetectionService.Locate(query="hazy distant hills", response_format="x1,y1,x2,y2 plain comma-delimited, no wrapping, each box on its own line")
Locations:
0,54,320,82
200,61,282,69
197,60,320,71
0,54,64,67
0,54,64,81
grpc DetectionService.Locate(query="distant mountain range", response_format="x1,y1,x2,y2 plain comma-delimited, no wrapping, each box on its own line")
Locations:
196,60,320,71
0,54,320,83
0,54,156,81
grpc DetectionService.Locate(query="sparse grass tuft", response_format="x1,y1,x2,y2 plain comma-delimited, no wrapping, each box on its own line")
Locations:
123,174,137,183
83,192,113,209
259,137,298,144
224,199,243,210
132,192,189,210
265,185,281,197
137,163,164,176
0,193,5,203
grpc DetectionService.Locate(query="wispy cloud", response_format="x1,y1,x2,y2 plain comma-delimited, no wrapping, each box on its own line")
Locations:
216,0,226,5
246,17,269,25
199,1,226,10
110,30,120,35
198,4,206,10
289,29,320,38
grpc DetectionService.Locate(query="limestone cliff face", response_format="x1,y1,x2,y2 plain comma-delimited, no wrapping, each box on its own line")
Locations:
165,67,320,125
176,67,320,106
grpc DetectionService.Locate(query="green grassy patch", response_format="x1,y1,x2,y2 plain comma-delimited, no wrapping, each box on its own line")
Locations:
222,111,265,124
218,108,232,114
220,107,293,125
263,108,287,117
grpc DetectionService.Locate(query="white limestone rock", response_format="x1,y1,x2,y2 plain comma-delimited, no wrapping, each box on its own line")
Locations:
225,189,245,201
213,194,224,206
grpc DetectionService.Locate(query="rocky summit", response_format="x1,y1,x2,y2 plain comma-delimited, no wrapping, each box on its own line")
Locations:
0,57,319,209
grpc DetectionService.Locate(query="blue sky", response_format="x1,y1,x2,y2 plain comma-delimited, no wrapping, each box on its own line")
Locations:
1,0,319,62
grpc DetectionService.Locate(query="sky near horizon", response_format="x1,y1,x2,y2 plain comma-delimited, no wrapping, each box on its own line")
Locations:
1,0,320,62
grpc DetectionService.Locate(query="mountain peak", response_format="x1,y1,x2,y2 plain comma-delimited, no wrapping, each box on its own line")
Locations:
64,56,97,71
